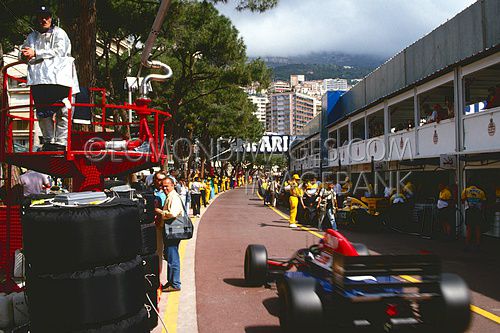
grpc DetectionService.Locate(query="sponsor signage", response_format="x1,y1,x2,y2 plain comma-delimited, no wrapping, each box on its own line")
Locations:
440,154,456,169
244,135,290,153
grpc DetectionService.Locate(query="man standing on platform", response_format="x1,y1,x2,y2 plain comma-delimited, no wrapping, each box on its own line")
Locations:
20,5,79,151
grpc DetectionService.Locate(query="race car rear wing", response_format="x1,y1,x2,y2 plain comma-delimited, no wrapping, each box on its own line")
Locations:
331,253,441,291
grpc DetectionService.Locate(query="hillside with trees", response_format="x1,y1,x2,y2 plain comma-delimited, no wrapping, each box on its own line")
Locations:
270,63,375,82
252,51,386,81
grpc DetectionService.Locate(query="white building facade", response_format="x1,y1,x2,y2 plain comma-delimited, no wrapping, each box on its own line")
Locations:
247,94,269,128
323,78,349,91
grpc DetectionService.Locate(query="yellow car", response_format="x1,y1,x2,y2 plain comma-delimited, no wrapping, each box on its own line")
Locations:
336,196,389,228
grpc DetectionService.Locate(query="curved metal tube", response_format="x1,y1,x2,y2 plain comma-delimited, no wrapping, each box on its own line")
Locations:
141,60,173,98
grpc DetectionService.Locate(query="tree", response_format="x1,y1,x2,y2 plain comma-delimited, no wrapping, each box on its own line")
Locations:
0,0,278,89
59,1,97,88
211,0,278,12
0,0,274,176
143,1,270,172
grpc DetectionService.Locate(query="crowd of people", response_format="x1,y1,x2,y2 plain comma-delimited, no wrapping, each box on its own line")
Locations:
148,169,247,292
257,172,493,252
258,174,350,230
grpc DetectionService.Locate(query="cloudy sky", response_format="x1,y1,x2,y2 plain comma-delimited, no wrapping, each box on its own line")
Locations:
216,0,477,57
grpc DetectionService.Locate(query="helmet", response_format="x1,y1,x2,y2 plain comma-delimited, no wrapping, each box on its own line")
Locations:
292,174,300,180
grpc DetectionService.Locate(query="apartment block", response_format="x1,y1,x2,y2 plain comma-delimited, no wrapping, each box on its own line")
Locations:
267,92,316,135
247,94,269,128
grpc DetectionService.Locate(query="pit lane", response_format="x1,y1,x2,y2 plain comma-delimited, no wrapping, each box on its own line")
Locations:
188,187,499,332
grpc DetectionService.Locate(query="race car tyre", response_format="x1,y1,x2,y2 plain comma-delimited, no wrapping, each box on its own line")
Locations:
141,222,157,255
244,244,268,286
420,273,471,333
142,253,160,291
73,307,148,333
22,199,141,274
439,273,471,333
351,243,370,256
277,277,323,333
27,256,144,332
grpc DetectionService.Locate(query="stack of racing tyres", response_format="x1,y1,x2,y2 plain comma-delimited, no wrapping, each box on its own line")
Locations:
19,186,159,332
245,229,471,333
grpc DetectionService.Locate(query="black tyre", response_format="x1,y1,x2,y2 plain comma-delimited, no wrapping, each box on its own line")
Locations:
277,277,323,332
137,191,156,224
145,289,159,330
439,273,471,333
420,273,471,333
74,307,148,333
141,222,157,255
142,253,160,291
23,198,141,274
244,244,268,286
27,256,144,332
351,242,370,256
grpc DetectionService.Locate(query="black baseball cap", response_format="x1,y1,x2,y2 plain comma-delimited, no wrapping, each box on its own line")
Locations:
36,5,52,16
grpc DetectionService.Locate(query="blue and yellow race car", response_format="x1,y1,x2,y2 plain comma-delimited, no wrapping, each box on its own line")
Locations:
244,229,471,333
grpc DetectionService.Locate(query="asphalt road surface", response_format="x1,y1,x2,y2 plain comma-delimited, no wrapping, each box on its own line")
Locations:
195,186,500,333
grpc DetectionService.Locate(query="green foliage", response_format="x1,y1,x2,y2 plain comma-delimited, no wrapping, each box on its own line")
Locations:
1,0,271,146
272,63,374,82
145,1,268,143
253,153,287,168
210,0,278,12
0,0,43,50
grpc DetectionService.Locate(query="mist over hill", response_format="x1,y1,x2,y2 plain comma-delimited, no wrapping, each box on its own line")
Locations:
251,51,387,81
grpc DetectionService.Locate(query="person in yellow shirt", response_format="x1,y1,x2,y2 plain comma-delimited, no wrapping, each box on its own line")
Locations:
214,177,219,195
437,183,453,239
262,178,269,205
200,178,207,207
341,176,352,196
461,182,486,249
287,174,304,228
403,181,415,201
204,179,211,204
304,177,320,223
220,176,226,192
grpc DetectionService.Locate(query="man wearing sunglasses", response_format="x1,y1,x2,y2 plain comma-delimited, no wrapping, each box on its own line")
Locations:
20,5,79,151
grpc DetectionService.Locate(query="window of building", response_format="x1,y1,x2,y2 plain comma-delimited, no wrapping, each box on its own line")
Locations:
352,118,365,140
463,62,500,115
389,97,414,133
13,120,29,131
327,130,337,149
418,82,454,126
367,109,384,138
339,125,348,146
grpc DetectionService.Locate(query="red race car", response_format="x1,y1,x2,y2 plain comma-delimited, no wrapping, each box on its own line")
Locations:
244,229,471,333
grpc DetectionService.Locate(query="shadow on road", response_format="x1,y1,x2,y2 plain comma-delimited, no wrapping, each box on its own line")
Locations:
262,297,281,317
223,278,250,288
246,296,282,333
259,222,293,229
245,326,281,333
